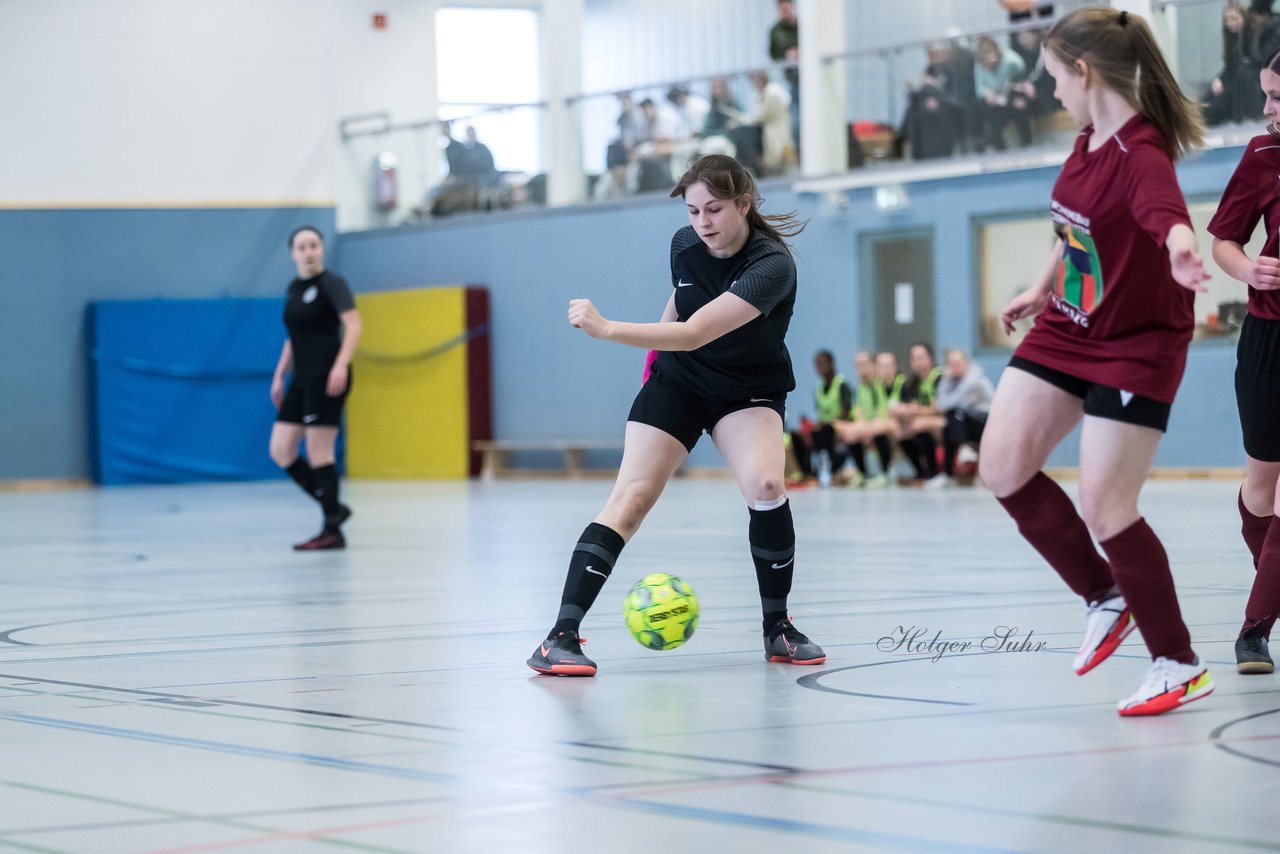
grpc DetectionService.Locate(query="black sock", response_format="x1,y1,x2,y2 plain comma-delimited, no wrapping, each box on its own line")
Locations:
848,443,867,476
552,522,626,636
915,432,939,477
749,501,795,633
286,459,318,501
312,464,343,530
899,438,924,478
873,435,894,474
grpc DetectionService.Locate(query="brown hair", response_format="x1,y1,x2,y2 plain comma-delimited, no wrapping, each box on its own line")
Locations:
669,154,807,253
1045,7,1204,160
1263,46,1280,136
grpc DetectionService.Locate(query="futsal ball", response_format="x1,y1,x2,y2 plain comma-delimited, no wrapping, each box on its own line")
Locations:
623,573,699,650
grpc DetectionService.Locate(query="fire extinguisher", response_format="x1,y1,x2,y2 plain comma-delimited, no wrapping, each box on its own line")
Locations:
375,151,398,211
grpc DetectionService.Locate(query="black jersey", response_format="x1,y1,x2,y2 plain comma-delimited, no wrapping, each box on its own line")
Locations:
283,270,356,380
652,225,796,399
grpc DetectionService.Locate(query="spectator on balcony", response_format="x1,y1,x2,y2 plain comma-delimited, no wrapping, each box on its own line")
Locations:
902,41,967,159
769,0,801,152
667,86,710,144
704,77,743,136
975,34,1034,151
740,70,794,176
1246,0,1280,71
1205,4,1253,126
633,97,680,192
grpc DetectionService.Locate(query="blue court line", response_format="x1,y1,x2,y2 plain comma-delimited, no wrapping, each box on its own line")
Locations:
613,798,1025,854
0,713,453,784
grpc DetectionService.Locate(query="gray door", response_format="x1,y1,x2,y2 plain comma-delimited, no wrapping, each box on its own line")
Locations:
860,230,935,359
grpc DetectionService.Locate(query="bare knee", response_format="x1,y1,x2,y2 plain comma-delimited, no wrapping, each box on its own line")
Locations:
603,481,662,535
1078,490,1137,542
749,476,784,505
979,451,1027,498
269,438,299,469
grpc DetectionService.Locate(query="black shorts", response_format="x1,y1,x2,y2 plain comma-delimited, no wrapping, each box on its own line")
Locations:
277,372,350,427
627,372,787,452
1237,312,1280,461
1008,356,1171,432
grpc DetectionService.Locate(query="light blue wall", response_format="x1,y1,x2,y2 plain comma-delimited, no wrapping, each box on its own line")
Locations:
0,206,335,480
335,144,1247,471
0,146,1249,480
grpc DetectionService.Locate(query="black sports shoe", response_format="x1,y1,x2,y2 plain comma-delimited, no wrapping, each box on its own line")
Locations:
293,530,346,551
764,618,826,665
325,504,353,530
527,630,597,676
1236,629,1274,675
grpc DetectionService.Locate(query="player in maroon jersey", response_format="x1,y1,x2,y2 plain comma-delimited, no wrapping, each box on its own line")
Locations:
979,8,1215,716
1208,46,1280,676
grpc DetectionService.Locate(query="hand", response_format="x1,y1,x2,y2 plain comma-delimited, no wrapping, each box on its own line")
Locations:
1169,247,1210,293
271,376,285,409
1001,286,1050,335
1247,255,1280,290
326,363,349,397
568,299,610,339
1210,78,1224,97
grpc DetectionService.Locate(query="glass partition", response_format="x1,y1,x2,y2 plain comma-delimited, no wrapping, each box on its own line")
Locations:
333,1,1258,231
826,19,1077,170
338,104,548,232
1155,0,1271,130
573,64,799,205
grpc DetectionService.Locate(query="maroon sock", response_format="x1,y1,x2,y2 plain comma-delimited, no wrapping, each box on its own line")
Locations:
996,472,1114,603
1239,489,1272,571
1099,518,1194,664
1242,517,1280,637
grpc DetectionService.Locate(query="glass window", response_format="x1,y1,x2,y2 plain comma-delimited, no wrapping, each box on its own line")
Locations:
435,8,541,175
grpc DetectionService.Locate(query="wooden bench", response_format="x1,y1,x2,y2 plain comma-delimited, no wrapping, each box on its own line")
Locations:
472,439,625,480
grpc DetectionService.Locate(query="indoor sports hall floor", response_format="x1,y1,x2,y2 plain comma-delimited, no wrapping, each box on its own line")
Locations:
0,477,1276,853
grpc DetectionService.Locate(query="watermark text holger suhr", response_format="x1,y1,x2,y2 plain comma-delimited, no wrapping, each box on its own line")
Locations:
878,626,1048,663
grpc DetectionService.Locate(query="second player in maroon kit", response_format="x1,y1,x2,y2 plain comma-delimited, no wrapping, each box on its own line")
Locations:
1208,46,1280,675
980,7,1215,716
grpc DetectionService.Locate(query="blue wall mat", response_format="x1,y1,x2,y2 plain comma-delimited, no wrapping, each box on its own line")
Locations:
87,298,284,485
0,205,334,481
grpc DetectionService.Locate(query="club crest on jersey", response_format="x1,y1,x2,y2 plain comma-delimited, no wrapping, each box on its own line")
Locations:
1051,204,1103,326
302,285,319,304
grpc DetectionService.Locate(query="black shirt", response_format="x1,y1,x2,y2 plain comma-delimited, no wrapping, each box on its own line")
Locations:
652,226,796,399
283,270,356,380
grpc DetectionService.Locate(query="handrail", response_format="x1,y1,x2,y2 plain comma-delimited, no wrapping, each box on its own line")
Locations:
1152,0,1219,11
820,15,1070,66
339,102,549,141
564,59,798,106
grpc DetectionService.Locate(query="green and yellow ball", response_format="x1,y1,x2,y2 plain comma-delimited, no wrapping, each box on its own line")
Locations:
623,573,699,650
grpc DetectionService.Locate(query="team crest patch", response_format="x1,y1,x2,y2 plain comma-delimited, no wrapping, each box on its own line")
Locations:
1055,223,1104,314
302,285,318,304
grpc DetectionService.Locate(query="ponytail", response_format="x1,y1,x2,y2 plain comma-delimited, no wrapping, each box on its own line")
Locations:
670,154,807,253
1046,7,1204,160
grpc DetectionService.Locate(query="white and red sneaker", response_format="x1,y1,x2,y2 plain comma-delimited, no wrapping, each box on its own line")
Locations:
1118,656,1213,717
1073,594,1134,675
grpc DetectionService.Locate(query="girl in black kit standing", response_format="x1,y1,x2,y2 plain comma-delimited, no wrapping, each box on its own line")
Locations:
269,226,362,551
528,154,825,676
